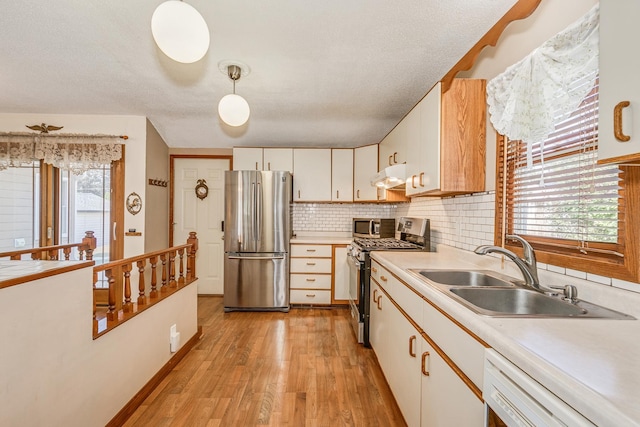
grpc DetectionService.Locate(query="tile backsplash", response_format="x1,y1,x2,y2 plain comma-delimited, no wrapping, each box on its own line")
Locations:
292,203,396,233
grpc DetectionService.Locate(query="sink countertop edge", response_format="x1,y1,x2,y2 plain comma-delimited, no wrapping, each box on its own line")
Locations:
371,249,640,427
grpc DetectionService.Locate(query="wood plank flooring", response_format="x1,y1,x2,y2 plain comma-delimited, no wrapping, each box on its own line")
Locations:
123,297,406,427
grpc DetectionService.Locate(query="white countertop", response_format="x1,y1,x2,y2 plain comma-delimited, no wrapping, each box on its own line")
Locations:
290,232,352,245
371,246,640,427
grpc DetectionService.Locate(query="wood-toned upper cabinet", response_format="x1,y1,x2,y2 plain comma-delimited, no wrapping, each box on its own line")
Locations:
598,0,640,164
232,147,263,170
331,149,353,202
407,80,486,196
293,149,332,202
353,144,378,202
263,148,293,172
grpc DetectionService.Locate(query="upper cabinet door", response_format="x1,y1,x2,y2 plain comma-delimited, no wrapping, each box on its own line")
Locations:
354,145,378,202
598,0,640,164
331,149,354,202
263,148,293,172
233,147,263,170
293,149,332,201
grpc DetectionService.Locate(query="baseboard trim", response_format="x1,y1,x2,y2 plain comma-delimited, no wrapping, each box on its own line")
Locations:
106,325,203,427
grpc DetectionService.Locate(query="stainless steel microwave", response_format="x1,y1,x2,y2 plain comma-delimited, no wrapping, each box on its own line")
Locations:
352,218,396,239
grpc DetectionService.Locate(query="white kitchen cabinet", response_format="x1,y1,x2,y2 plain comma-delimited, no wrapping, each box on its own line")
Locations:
233,147,263,170
331,149,354,202
353,144,378,202
379,120,406,170
293,149,332,201
369,260,485,427
290,243,332,305
234,148,293,172
332,245,350,302
420,336,484,427
406,80,486,196
598,1,640,164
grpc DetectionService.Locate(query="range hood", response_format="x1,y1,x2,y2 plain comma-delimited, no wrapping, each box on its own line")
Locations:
370,163,406,189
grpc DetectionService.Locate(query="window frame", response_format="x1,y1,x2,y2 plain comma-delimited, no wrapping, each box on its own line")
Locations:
494,133,640,283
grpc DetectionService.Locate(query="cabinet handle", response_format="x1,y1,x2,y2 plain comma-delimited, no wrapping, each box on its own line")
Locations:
268,162,271,170
357,189,360,199
388,155,393,166
306,294,316,298
614,101,631,142
411,175,417,189
409,335,417,357
419,172,424,187
306,262,316,266
421,351,430,376
380,275,388,282
305,278,316,282
377,294,382,310
393,152,398,163
373,289,378,303
306,249,316,252
255,161,259,170
371,266,377,273
336,190,339,199
298,190,301,198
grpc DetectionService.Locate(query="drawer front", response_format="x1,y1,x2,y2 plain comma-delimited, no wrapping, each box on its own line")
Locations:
290,274,332,290
290,258,332,274
290,289,332,304
389,279,422,325
291,244,332,258
422,299,486,389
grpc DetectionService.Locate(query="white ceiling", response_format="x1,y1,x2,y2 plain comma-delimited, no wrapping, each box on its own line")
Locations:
0,0,518,149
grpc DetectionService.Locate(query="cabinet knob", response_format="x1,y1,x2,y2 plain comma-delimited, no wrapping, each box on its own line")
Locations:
421,351,430,376
614,101,631,142
371,266,377,273
380,275,388,282
409,335,417,357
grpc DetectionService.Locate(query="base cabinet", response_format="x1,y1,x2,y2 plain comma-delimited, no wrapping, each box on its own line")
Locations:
370,263,484,427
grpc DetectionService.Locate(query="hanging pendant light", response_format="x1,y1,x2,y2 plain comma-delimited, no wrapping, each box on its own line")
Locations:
218,63,250,127
151,0,210,64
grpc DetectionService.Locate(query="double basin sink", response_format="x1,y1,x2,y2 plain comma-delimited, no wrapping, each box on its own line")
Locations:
408,269,634,319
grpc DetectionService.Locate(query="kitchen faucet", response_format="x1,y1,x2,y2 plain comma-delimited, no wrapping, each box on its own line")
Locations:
474,235,541,290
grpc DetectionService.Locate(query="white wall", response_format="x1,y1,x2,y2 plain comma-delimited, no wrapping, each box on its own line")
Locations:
0,265,198,426
0,113,148,257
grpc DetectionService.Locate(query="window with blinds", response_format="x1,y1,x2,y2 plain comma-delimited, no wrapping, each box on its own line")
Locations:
496,74,626,261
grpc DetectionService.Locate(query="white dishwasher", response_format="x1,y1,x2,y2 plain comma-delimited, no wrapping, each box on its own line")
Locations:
483,349,595,427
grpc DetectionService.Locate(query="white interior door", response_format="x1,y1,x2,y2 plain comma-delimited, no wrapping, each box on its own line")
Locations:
173,158,229,294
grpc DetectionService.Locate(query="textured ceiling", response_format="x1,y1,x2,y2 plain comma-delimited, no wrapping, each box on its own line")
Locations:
0,0,518,148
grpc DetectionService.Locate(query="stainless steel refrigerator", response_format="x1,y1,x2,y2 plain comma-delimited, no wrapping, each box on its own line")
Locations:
223,170,291,312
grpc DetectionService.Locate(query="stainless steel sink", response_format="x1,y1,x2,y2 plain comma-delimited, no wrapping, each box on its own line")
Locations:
413,269,517,287
408,268,634,319
449,287,586,316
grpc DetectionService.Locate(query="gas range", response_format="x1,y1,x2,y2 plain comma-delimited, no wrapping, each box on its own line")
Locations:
347,217,430,347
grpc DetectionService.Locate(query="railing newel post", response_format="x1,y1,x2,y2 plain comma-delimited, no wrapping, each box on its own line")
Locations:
187,232,198,281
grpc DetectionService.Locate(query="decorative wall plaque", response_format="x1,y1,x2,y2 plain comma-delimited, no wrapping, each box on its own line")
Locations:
126,192,142,215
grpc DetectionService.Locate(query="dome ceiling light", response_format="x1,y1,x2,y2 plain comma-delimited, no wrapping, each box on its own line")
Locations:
151,0,210,64
218,62,251,127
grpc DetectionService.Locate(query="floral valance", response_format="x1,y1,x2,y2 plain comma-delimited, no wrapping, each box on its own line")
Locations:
0,132,124,175
486,4,599,160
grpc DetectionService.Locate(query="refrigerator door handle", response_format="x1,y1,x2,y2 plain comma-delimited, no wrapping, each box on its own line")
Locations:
256,181,262,243
227,255,285,260
251,182,256,244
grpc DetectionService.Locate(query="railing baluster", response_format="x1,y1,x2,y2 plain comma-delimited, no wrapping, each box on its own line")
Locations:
123,264,133,313
106,269,117,321
160,254,168,292
137,259,146,306
149,255,158,299
178,248,185,286
63,247,71,260
169,250,177,288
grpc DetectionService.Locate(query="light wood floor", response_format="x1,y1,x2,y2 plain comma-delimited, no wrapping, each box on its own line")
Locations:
124,296,406,427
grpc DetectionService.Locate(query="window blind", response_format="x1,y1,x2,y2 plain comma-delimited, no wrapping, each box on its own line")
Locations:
497,73,625,258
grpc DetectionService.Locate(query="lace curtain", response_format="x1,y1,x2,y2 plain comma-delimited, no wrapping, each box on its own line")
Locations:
486,4,599,165
0,133,123,174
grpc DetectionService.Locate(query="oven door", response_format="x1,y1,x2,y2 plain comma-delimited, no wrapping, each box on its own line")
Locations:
347,253,364,343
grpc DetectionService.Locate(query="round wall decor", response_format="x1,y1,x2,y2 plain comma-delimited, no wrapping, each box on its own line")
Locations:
195,179,209,200
126,192,142,215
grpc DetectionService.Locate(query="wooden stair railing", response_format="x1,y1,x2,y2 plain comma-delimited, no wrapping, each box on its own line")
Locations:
92,232,198,338
0,231,97,261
